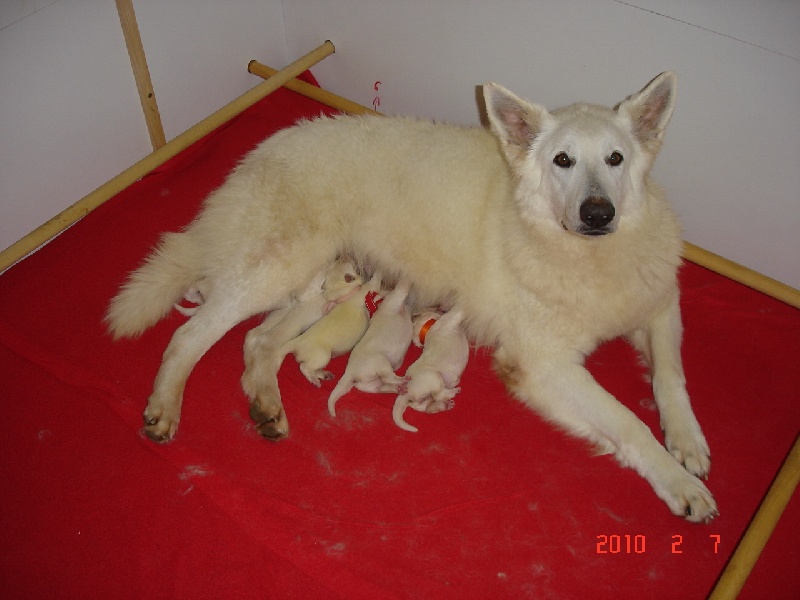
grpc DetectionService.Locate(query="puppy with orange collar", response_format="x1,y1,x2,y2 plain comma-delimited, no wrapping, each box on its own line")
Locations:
393,309,469,432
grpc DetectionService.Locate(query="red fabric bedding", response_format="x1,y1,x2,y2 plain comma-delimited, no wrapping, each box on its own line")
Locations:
1,73,798,599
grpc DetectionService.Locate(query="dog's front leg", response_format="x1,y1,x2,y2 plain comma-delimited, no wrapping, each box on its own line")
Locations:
500,350,717,521
629,295,711,479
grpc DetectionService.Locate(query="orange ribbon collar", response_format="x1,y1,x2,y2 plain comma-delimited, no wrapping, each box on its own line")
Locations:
417,318,437,346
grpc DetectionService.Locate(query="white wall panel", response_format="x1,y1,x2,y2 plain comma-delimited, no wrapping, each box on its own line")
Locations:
0,0,287,258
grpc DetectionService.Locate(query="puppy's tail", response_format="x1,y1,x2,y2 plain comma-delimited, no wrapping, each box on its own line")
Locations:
105,231,201,339
327,375,354,418
392,394,418,433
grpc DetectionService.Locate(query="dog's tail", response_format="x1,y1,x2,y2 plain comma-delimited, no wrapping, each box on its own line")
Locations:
105,232,201,339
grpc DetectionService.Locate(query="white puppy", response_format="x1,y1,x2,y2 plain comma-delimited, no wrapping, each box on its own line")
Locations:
393,309,469,432
327,279,413,417
278,273,380,387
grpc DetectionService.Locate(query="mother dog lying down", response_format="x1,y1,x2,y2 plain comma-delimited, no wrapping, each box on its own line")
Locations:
106,71,717,522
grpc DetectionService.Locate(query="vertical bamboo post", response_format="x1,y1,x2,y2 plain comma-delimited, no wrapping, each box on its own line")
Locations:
0,42,336,273
116,0,166,150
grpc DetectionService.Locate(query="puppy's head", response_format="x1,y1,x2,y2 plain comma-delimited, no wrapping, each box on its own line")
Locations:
322,259,363,301
483,72,676,238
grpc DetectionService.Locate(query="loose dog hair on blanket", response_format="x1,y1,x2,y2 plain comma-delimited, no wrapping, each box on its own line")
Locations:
107,71,717,521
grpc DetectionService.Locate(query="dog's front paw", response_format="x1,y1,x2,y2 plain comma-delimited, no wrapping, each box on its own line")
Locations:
657,469,718,523
664,421,711,479
142,404,179,443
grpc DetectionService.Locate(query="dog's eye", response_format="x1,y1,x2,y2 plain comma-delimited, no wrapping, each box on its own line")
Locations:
606,151,623,166
553,153,573,168
344,274,355,283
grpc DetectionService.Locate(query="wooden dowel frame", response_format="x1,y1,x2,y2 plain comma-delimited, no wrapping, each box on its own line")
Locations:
116,0,166,150
0,36,795,597
709,434,800,599
0,41,335,273
683,242,800,309
247,60,381,117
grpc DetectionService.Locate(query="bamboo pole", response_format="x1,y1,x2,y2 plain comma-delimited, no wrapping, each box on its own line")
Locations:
247,60,381,116
709,434,800,599
0,41,335,273
116,0,166,150
683,242,800,309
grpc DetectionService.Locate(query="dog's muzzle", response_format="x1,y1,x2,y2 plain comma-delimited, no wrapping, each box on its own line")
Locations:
577,196,615,236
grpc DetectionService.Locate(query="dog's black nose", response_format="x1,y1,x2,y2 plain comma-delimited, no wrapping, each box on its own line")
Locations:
580,197,615,230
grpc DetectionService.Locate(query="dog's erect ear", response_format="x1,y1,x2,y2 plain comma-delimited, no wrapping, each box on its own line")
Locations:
615,71,677,154
483,83,548,168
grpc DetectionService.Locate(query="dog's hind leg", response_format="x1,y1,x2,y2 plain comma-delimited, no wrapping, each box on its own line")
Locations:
243,300,327,439
143,301,248,441
629,295,711,479
499,348,717,522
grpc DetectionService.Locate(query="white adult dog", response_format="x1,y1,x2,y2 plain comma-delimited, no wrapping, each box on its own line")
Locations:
107,72,717,521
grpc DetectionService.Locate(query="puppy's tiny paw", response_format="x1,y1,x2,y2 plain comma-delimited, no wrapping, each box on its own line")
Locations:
426,398,455,414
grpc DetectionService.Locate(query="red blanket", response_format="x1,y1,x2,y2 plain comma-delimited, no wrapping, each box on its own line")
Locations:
1,74,798,599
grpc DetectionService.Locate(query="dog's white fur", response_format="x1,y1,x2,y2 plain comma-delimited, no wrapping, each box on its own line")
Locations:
327,279,413,417
106,72,717,521
393,310,469,432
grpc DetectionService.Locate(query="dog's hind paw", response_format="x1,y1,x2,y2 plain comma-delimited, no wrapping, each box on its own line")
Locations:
142,406,178,443
249,401,289,441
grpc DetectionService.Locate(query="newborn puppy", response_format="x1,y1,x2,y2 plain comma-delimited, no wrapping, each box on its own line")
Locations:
278,272,380,386
392,309,469,432
327,279,413,417
241,259,362,438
